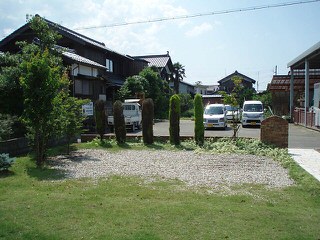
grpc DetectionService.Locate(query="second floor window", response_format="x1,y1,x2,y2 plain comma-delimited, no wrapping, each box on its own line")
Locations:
106,59,113,72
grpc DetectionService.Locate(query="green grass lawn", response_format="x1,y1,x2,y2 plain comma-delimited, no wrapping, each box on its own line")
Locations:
0,139,320,240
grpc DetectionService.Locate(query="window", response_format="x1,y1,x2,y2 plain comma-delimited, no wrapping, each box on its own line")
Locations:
205,106,224,115
74,79,93,95
106,59,113,72
124,105,135,111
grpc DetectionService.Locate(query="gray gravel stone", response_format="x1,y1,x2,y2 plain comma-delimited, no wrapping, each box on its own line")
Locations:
49,149,294,188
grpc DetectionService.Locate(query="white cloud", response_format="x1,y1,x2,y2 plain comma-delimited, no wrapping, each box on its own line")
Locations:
3,28,14,37
0,0,189,54
66,0,189,55
185,22,213,37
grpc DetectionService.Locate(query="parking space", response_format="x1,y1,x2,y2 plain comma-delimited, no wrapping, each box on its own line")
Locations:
131,120,260,139
129,120,320,149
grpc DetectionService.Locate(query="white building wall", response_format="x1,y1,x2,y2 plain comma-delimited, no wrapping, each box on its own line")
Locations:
71,64,98,77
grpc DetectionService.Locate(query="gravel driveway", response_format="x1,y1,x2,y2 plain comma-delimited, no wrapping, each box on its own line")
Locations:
49,149,294,188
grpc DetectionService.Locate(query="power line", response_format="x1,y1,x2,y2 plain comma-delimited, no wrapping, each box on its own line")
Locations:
74,0,320,30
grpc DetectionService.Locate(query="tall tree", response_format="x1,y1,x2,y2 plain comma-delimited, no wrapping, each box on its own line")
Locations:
18,16,85,166
219,76,243,140
20,50,69,166
117,75,149,101
118,67,169,119
172,62,186,94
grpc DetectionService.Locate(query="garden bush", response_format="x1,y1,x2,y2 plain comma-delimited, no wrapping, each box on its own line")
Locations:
95,100,106,141
113,100,126,144
0,153,15,171
142,98,154,144
194,94,204,145
169,94,180,145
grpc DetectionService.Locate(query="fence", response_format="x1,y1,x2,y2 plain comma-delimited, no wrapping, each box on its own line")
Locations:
293,107,320,129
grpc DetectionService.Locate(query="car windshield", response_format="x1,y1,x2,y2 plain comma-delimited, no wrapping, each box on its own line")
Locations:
243,104,262,112
205,106,224,115
226,105,237,111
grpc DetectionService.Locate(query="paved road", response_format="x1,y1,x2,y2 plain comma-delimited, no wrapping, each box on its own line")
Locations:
288,124,320,149
130,120,320,149
152,120,260,139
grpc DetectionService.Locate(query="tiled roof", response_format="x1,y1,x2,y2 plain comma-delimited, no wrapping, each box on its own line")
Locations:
105,73,125,86
133,54,170,68
62,51,106,69
268,74,320,92
44,18,132,60
218,71,256,84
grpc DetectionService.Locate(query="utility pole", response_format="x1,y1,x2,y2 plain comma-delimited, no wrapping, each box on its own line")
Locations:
257,71,259,92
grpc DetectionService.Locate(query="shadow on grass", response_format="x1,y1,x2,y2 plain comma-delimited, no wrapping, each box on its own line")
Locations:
99,140,113,148
47,144,78,157
0,170,15,178
27,166,67,181
117,142,132,149
144,143,165,150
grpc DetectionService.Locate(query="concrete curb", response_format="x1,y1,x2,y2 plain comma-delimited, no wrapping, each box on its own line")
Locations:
288,148,320,182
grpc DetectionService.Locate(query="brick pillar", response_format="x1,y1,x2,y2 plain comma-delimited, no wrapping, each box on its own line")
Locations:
260,116,288,148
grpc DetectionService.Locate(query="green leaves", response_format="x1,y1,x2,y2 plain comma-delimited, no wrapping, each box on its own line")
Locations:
194,94,204,146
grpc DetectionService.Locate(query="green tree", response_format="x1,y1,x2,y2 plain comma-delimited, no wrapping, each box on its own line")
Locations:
117,75,149,101
0,53,24,116
194,94,204,146
172,62,186,94
169,94,180,145
17,16,86,166
253,91,272,108
220,76,243,140
179,93,194,118
239,88,255,107
20,49,69,166
62,97,88,154
140,67,169,118
118,67,169,119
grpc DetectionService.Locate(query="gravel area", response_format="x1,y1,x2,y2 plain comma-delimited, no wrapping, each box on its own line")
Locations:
49,149,294,188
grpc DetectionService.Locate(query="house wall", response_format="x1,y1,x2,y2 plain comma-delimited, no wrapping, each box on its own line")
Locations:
220,80,252,93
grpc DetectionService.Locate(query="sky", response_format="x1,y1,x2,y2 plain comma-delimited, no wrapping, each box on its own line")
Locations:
0,0,319,90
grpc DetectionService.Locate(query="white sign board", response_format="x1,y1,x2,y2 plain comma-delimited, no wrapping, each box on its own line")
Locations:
82,102,94,116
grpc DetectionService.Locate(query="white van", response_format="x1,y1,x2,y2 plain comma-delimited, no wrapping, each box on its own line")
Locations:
241,100,264,127
203,104,227,130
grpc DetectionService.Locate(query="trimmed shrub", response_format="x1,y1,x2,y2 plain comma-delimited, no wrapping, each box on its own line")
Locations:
0,153,15,171
142,98,154,144
169,94,180,145
194,94,204,146
95,100,106,141
113,100,126,144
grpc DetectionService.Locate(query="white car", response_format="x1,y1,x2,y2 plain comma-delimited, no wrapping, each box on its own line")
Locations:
203,104,227,130
241,100,264,127
225,105,240,122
